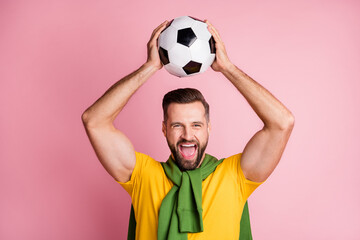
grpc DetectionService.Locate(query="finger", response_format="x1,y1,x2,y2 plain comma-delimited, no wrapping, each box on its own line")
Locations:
150,20,168,40
206,20,222,43
152,21,167,35
153,21,168,40
208,24,221,42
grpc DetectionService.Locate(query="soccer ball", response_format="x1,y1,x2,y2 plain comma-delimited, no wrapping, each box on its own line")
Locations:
158,16,216,78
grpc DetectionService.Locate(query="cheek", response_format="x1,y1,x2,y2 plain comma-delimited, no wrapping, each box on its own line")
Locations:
166,128,181,142
197,130,209,142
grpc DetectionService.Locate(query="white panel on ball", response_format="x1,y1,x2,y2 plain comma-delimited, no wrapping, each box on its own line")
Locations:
171,16,194,30
168,44,192,67
164,63,187,77
190,39,211,63
159,26,178,50
191,21,211,41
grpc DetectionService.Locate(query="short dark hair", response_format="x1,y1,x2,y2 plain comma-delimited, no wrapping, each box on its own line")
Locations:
162,88,210,122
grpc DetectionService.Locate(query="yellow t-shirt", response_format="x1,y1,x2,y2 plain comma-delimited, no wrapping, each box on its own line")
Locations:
118,152,262,240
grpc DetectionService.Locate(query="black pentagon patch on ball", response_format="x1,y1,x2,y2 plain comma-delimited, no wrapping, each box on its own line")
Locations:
209,36,216,54
177,28,197,47
159,47,170,65
183,61,202,74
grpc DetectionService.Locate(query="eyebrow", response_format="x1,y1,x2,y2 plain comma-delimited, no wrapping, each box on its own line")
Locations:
170,121,204,126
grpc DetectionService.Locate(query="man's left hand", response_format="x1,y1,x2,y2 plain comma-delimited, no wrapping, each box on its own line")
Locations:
205,20,234,73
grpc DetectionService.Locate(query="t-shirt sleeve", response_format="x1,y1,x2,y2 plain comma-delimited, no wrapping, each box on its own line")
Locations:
115,152,149,197
224,153,264,201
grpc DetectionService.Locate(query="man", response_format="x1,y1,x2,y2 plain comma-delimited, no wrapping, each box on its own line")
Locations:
82,20,294,239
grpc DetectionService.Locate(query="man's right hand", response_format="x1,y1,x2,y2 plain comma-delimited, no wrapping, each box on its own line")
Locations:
145,20,168,71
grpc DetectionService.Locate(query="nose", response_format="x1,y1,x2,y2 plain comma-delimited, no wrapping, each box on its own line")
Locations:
182,126,194,141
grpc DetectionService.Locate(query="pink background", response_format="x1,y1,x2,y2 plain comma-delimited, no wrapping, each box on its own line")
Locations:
1,0,360,239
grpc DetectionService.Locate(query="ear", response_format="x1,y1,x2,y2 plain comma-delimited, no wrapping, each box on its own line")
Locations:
207,122,211,134
162,121,167,137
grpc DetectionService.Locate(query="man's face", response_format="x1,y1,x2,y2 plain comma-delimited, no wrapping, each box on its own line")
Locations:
162,101,210,171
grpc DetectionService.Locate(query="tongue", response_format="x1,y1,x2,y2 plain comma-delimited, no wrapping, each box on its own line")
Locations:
181,146,196,158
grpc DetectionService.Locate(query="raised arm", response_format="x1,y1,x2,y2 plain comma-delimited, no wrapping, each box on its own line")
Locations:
81,21,168,182
207,21,295,183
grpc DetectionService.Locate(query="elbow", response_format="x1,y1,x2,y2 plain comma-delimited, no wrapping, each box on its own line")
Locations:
81,109,112,129
81,110,90,125
281,112,295,131
287,112,295,128
81,111,88,124
271,111,295,132
81,109,95,128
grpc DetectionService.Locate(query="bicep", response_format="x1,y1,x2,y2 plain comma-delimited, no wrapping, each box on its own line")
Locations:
240,127,293,182
84,125,136,182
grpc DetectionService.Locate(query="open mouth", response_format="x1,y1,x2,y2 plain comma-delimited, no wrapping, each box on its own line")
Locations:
179,143,198,160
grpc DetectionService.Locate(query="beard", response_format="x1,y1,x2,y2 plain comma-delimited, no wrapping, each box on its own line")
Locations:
167,138,208,171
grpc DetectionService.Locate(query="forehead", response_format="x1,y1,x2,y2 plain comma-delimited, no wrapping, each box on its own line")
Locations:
166,102,206,122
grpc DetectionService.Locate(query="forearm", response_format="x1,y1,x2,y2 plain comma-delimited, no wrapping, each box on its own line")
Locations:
82,63,158,127
222,65,294,130
206,20,293,182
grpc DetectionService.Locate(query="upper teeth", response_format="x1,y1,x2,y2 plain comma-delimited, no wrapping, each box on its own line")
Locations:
182,144,195,147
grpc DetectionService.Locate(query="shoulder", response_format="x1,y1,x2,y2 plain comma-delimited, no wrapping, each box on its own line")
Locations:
117,152,163,184
133,152,163,176
216,153,263,197
218,153,263,185
132,153,173,197
116,152,167,194
135,152,161,167
218,153,242,171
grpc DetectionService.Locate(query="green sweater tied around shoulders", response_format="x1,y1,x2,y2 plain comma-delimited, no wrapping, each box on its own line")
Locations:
127,154,253,240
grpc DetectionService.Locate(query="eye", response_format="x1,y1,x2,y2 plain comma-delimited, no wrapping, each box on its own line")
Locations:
193,124,202,128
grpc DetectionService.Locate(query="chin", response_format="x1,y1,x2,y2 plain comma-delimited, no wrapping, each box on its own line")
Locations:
167,138,209,171
175,151,202,171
